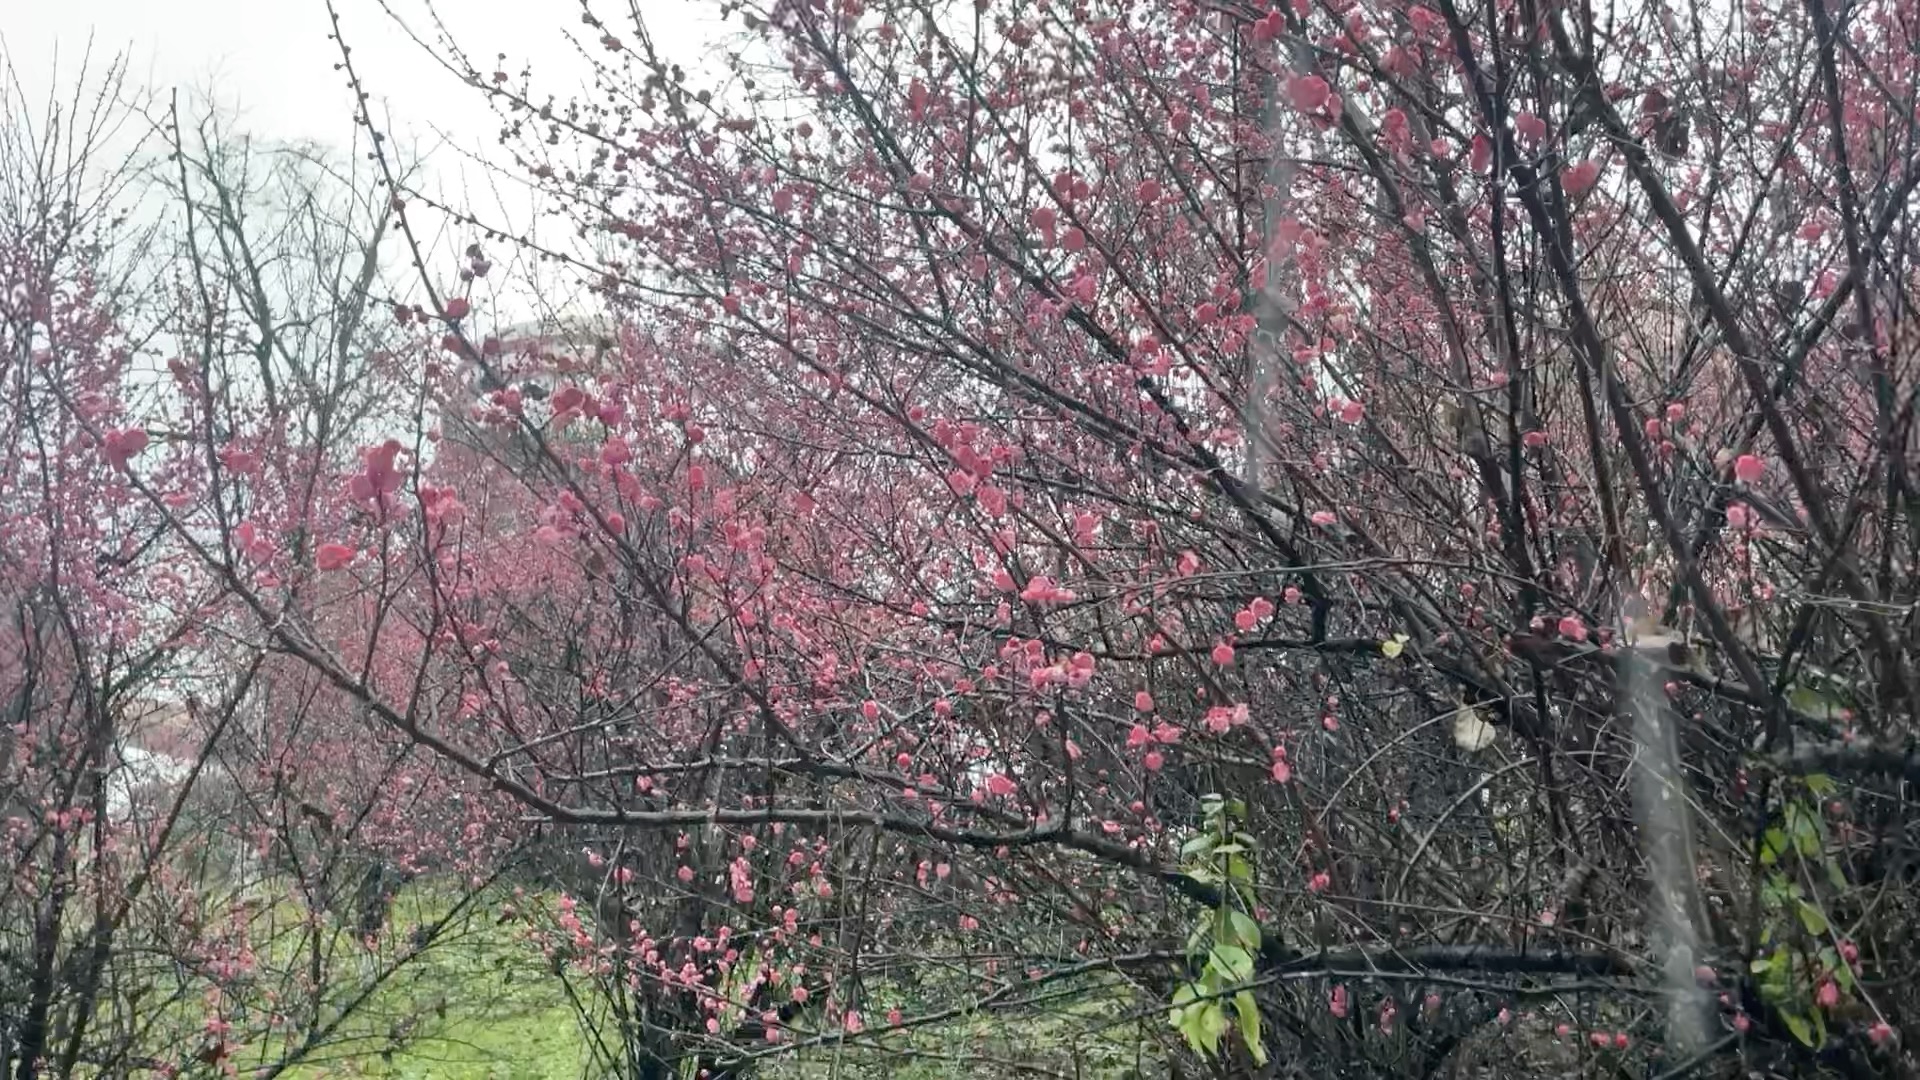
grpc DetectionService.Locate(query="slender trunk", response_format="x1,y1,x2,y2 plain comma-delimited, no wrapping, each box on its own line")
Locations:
13,833,71,1080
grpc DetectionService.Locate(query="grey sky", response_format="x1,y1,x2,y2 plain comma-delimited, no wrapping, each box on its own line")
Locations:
8,1,725,328
7,0,717,174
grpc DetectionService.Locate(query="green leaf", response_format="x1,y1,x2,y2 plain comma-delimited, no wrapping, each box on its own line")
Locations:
1210,945,1255,982
1761,828,1788,866
1783,1010,1816,1047
1788,683,1848,721
1226,909,1262,951
1764,965,1791,997
1756,948,1792,996
1203,1001,1231,1044
1796,900,1829,936
1175,1000,1229,1057
1834,960,1857,993
1804,773,1835,797
1233,990,1268,1066
1181,835,1217,858
1793,819,1820,857
1761,873,1792,907
1825,858,1849,891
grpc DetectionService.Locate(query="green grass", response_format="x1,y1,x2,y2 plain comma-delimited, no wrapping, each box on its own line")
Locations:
271,929,586,1080
87,879,1161,1079
263,887,589,1080
79,879,586,1080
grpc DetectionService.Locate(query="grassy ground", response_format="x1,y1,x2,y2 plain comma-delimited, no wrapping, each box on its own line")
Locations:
94,879,1155,1079
270,931,587,1080
81,880,586,1080
265,888,589,1080
277,908,1153,1080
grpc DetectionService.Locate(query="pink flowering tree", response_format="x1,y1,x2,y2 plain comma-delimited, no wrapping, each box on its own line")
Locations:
32,0,1920,1074
0,67,526,1079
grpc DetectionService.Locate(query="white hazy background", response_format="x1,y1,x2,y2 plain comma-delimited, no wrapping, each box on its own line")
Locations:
6,0,724,321
6,0,717,165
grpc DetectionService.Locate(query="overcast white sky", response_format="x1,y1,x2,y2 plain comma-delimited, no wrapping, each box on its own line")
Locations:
6,0,719,180
7,0,727,328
